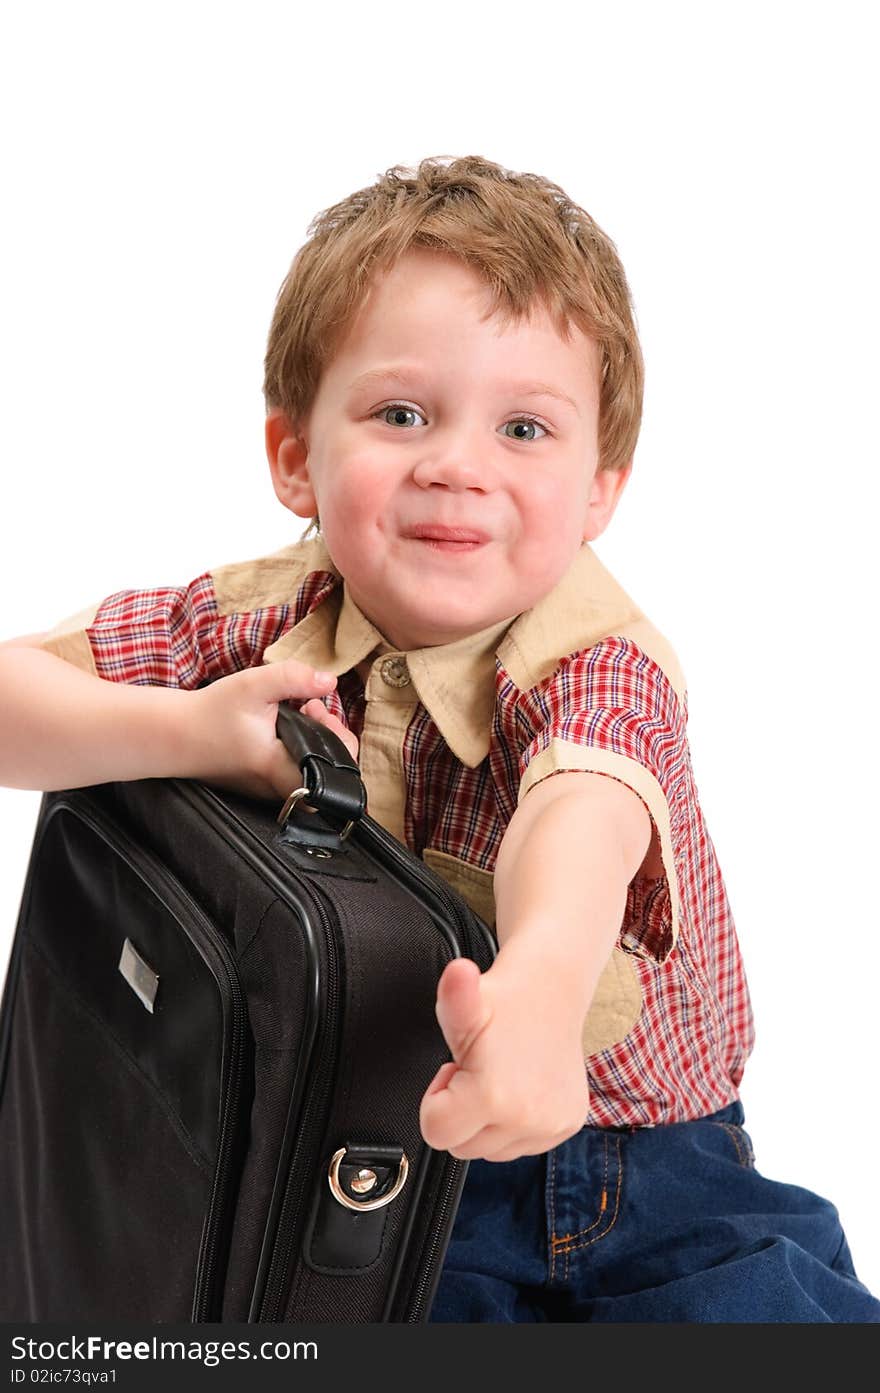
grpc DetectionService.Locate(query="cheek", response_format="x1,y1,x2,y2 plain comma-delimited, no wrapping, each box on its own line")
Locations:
313,450,394,564
516,471,588,537
516,541,578,600
511,476,588,580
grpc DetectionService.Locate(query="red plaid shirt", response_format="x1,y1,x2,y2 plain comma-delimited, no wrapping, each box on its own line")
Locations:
40,537,755,1127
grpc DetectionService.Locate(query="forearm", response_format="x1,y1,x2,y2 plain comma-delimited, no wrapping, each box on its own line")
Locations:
492,789,631,1026
0,647,194,791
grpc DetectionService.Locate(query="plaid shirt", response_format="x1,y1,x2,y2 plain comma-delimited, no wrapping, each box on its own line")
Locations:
40,536,755,1127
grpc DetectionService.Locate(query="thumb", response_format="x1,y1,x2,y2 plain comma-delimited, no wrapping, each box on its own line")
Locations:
435,957,490,1064
258,658,337,703
299,699,359,762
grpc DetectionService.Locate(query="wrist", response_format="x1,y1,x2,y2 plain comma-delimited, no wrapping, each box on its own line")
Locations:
140,685,205,781
490,928,598,1035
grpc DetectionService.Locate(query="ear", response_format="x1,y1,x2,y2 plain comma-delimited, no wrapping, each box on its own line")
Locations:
265,408,317,518
582,463,632,543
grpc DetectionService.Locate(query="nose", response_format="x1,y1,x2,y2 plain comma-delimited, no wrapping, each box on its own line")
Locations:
410,423,495,492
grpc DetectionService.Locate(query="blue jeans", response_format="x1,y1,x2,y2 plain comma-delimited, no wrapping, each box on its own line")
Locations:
428,1101,880,1322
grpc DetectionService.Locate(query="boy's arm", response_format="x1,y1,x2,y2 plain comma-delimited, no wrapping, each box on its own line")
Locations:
420,771,651,1161
0,644,197,790
0,641,349,796
491,769,651,1019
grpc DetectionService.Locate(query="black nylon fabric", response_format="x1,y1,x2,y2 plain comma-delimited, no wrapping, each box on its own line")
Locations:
0,776,496,1322
0,941,212,1320
219,898,314,1321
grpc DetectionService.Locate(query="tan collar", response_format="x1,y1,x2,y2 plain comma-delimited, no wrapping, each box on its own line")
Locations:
261,538,682,768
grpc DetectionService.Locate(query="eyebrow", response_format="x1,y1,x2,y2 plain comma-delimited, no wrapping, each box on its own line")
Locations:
348,367,580,414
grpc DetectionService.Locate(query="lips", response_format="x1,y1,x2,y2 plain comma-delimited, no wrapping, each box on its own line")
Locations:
404,524,490,543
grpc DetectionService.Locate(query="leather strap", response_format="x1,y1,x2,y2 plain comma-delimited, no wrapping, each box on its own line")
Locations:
275,703,366,830
304,1144,408,1274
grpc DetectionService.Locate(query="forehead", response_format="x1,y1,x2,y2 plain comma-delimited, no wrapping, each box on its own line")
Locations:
326,248,600,401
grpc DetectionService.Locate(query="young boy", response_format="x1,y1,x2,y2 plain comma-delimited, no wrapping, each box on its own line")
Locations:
1,155,877,1323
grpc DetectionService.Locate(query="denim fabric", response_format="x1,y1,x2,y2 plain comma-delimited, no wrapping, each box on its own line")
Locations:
429,1101,880,1322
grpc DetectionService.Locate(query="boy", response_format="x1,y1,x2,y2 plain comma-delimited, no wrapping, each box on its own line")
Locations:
1,155,877,1322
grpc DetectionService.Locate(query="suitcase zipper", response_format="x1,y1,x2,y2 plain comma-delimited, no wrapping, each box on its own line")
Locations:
245,799,496,1323
255,883,341,1323
170,782,497,1323
166,781,341,1324
351,817,497,1322
254,874,454,1324
359,816,489,942
405,1156,461,1322
47,796,250,1323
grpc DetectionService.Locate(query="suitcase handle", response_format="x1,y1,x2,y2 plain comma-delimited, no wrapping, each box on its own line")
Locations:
275,702,366,838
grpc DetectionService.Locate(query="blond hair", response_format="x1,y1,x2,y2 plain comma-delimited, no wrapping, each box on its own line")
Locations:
264,154,644,476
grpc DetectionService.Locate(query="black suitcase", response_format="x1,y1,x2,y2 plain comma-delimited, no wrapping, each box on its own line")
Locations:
0,706,496,1322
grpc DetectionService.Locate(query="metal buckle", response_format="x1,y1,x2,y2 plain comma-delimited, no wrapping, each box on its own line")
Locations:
327,1147,409,1212
277,785,354,840
277,784,317,827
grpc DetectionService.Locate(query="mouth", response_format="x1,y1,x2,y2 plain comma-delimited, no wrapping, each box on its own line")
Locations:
403,524,490,552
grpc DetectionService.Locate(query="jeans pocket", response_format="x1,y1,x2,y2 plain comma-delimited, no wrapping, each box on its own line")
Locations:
709,1120,756,1169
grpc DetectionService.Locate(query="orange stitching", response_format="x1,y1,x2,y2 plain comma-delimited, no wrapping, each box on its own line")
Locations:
715,1122,748,1167
725,1123,747,1166
555,1135,624,1255
710,1121,755,1168
728,1122,754,1168
745,1131,755,1168
551,1132,610,1247
739,1123,755,1168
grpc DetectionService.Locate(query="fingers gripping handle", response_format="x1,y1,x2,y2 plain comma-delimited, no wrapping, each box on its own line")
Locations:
275,702,366,833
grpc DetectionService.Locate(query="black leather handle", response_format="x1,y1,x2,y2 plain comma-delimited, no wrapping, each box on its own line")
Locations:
275,702,366,829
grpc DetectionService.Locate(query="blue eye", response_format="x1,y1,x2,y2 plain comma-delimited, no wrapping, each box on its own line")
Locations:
502,418,547,442
377,404,426,428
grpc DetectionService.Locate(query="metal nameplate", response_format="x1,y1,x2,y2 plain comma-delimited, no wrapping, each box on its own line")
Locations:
118,937,159,1014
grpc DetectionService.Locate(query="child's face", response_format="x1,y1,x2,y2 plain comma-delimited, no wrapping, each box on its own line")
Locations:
267,247,631,650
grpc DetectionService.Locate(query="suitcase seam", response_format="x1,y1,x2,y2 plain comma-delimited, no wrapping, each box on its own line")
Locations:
236,894,280,961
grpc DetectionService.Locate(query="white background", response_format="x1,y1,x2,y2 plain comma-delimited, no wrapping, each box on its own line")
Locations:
1,2,877,1304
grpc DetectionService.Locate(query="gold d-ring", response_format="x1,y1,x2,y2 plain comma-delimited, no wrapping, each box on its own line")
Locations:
277,785,318,826
327,1147,409,1212
277,785,355,840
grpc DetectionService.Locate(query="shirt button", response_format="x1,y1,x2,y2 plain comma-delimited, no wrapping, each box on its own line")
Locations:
380,655,411,688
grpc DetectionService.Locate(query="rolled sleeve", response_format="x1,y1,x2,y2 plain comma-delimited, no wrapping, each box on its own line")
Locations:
38,575,220,689
39,602,102,676
516,638,689,964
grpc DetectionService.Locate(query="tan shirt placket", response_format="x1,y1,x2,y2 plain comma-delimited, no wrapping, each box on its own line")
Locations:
357,653,419,843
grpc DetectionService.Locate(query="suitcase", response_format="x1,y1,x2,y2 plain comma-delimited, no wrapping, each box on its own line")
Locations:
0,705,496,1322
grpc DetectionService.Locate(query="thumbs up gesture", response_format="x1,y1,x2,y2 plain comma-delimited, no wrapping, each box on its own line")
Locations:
419,951,590,1163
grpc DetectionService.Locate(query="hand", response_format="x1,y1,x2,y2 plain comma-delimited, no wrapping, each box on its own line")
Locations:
419,956,590,1162
190,659,358,802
